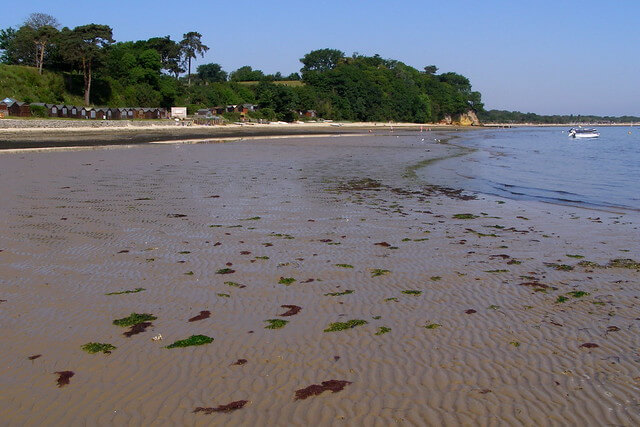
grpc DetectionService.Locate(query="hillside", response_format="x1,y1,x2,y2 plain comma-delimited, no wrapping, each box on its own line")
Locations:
0,65,84,105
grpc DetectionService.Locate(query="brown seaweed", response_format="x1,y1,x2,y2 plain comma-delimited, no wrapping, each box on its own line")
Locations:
28,354,41,360
189,311,211,322
123,322,153,337
55,371,74,387
580,343,599,349
231,359,247,366
465,309,477,314
279,305,302,316
193,400,249,414
294,380,352,400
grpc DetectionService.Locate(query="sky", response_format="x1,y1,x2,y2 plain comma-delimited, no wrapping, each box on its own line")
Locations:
3,0,640,116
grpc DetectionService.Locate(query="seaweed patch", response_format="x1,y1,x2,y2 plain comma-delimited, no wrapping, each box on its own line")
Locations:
113,313,157,327
324,319,367,332
194,400,249,414
55,371,74,387
265,319,288,329
81,342,116,354
166,335,214,349
123,322,153,337
105,287,145,296
279,305,302,316
189,310,211,322
324,290,354,297
294,380,352,400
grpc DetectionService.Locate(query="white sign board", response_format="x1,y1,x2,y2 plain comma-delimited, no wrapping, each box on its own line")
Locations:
171,107,187,119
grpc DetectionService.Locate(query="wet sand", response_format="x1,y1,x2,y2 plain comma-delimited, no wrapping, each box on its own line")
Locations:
0,133,638,425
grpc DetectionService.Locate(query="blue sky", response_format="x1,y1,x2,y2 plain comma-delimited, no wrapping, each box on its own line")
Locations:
3,0,639,116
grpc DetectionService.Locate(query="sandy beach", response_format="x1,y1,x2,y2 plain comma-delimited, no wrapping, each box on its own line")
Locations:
0,132,638,425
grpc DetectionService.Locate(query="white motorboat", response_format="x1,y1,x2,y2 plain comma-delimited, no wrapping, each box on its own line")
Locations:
568,128,599,138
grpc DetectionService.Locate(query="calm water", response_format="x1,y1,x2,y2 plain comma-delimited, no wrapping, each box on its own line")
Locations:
418,126,640,211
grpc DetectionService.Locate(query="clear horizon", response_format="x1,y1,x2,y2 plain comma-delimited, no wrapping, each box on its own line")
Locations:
2,0,639,116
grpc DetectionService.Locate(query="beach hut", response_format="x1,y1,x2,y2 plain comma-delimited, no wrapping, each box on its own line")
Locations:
8,101,31,117
69,106,80,118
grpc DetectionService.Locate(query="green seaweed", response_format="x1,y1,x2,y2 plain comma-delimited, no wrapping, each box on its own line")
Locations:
105,287,145,296
178,251,191,255
488,305,500,310
509,341,520,348
568,291,590,298
255,256,269,260
216,268,235,274
430,276,441,281
81,342,116,354
217,293,230,298
375,326,391,335
402,290,422,296
545,263,574,271
335,264,354,269
566,254,584,259
185,271,194,275
279,277,296,285
225,281,244,288
453,214,479,219
485,269,508,273
424,323,441,329
372,315,382,319
608,259,640,269
578,260,600,268
166,335,214,349
324,319,368,332
113,313,157,327
385,297,399,302
324,290,354,297
241,216,261,221
265,319,288,329
556,296,569,303
370,269,390,277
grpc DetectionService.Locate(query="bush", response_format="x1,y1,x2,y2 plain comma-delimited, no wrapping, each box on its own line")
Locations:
30,104,48,118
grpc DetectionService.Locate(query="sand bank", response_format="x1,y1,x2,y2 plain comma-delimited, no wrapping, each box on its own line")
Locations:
0,133,638,425
0,120,462,150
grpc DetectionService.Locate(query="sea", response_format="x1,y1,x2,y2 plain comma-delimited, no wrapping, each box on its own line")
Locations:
417,126,640,211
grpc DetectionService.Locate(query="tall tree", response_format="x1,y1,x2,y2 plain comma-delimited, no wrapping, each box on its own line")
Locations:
60,24,114,105
33,26,58,74
180,32,209,85
146,36,183,77
24,13,60,31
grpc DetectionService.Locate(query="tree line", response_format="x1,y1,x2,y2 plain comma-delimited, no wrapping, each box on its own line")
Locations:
1,13,484,123
479,110,640,124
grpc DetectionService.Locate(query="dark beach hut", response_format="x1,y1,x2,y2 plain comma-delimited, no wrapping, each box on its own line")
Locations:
0,102,8,117
9,101,31,117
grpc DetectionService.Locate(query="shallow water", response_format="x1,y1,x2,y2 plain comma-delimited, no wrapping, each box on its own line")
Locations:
418,127,640,211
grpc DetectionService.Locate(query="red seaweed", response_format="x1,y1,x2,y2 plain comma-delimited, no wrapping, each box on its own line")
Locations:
580,343,599,349
231,359,247,366
55,371,74,387
294,380,352,400
279,305,302,316
189,311,211,322
301,278,315,283
465,309,477,314
28,354,42,360
375,242,391,247
123,322,153,337
194,400,248,414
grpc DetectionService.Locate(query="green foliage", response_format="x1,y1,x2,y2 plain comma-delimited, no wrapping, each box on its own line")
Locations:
230,65,265,82
81,342,116,354
324,319,368,332
479,109,640,124
166,334,213,349
197,63,227,82
30,104,47,117
112,313,157,327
